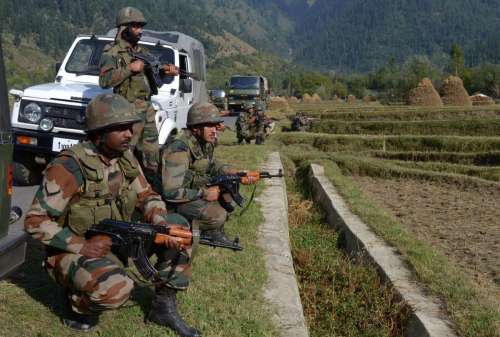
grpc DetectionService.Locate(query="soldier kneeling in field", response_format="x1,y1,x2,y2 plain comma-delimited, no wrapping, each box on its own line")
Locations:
24,94,200,337
161,103,259,246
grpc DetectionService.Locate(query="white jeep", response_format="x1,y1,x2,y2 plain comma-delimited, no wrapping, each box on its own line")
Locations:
9,30,208,185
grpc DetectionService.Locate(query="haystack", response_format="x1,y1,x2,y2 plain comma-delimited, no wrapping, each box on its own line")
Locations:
347,94,357,104
311,93,322,102
470,93,495,106
288,96,299,103
302,93,313,103
269,96,289,109
408,78,443,107
440,76,472,106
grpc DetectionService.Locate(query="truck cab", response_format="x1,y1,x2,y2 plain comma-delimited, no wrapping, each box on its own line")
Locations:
227,75,269,111
9,30,208,185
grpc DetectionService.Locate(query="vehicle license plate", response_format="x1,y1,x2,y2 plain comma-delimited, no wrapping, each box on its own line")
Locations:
52,137,79,152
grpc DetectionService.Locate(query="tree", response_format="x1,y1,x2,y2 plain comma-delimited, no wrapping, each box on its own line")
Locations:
450,43,464,76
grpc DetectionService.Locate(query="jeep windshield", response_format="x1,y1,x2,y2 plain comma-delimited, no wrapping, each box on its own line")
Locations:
65,38,175,85
229,76,260,89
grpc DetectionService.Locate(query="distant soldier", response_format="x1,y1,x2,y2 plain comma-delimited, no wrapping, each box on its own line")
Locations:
99,6,179,185
235,102,253,144
252,101,266,145
161,103,259,244
291,111,311,131
24,94,200,337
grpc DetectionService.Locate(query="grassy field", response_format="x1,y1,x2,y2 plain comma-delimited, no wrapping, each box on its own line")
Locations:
0,132,278,337
278,100,500,337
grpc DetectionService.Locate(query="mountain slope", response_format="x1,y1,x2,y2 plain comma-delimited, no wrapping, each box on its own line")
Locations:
291,0,500,71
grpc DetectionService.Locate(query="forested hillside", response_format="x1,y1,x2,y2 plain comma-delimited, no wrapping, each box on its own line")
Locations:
1,0,500,95
292,0,500,72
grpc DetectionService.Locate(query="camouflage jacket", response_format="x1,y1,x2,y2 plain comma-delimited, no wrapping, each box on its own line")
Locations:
161,130,231,203
99,37,152,102
25,141,167,254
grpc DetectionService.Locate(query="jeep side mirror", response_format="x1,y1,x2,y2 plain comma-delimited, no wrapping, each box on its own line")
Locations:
55,62,62,74
180,78,192,93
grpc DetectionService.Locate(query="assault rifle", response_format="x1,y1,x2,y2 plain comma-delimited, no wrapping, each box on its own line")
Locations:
86,218,240,281
207,169,283,212
129,51,199,93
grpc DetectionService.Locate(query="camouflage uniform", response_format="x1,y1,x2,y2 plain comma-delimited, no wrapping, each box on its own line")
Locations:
291,112,310,131
24,93,193,321
161,129,231,231
99,27,159,179
252,102,266,144
235,103,252,144
159,103,230,234
24,141,192,314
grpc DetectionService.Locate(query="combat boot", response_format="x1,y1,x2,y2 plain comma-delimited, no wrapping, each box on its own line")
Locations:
62,299,99,332
147,287,201,337
255,136,264,145
201,229,236,246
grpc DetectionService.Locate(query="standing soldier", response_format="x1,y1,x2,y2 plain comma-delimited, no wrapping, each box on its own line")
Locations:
235,102,253,144
161,103,259,244
24,94,200,337
252,101,266,145
99,6,178,185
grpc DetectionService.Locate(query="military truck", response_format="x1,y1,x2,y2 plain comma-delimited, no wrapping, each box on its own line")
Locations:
227,75,269,111
0,39,28,279
9,29,208,185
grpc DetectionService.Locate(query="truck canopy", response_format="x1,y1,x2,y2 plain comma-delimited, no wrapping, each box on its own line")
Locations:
106,29,209,105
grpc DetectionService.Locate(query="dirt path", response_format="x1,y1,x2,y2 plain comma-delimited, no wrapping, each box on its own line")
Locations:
352,176,500,301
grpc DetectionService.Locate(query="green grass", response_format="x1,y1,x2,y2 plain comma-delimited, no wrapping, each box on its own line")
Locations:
369,150,500,166
0,129,278,337
282,152,500,337
282,157,410,337
288,105,500,121
279,132,500,153
311,119,500,136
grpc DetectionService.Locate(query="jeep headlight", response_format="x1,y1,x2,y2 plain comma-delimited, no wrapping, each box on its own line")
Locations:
21,102,42,123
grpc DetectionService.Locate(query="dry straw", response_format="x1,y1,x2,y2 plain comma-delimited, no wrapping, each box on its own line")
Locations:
408,78,443,107
440,76,472,106
347,94,357,104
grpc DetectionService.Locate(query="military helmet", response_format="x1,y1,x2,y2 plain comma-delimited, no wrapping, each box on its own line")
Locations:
86,93,140,132
116,6,147,27
186,103,223,127
254,101,265,111
242,102,254,110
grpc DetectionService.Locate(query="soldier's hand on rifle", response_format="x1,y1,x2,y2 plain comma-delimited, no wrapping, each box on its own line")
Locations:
204,186,220,202
163,64,179,76
241,170,260,185
129,59,145,73
80,235,112,258
154,225,192,250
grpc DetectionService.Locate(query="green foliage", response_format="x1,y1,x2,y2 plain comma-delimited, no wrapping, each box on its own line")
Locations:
450,43,465,76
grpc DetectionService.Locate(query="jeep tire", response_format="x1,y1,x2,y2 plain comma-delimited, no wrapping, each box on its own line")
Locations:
13,154,42,186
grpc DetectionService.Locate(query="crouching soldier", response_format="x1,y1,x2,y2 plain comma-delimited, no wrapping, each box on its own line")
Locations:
24,94,200,337
161,103,258,245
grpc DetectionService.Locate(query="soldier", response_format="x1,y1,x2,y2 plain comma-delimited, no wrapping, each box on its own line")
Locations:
161,103,259,244
252,101,266,145
99,6,178,185
291,111,311,131
235,102,253,144
24,94,200,337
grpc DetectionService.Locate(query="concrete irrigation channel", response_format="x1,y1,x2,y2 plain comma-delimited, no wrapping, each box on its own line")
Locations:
307,163,457,337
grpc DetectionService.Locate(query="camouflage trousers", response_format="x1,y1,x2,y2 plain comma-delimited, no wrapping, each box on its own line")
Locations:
236,112,251,143
175,199,227,231
131,99,160,179
44,220,193,314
